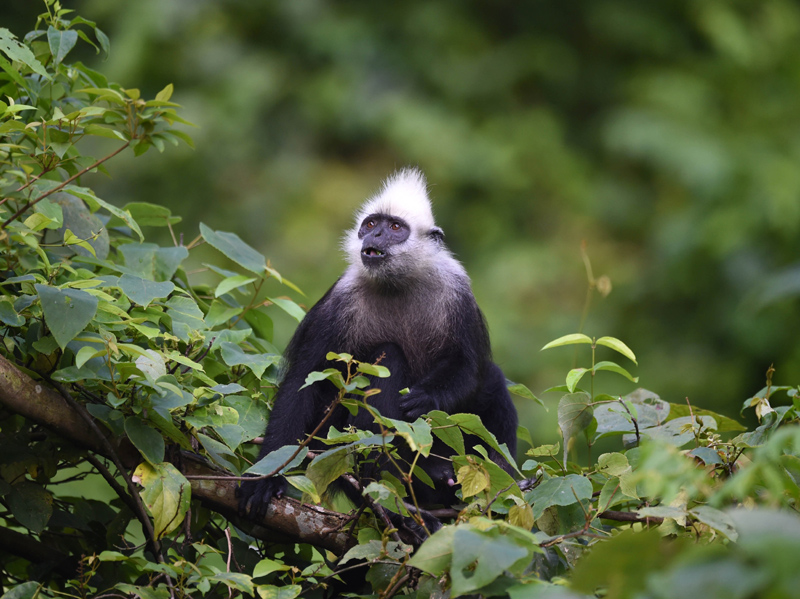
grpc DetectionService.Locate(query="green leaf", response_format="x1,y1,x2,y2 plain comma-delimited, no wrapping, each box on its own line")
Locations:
690,505,738,541
219,342,280,379
448,413,520,475
133,462,190,538
597,452,630,477
215,275,256,297
565,368,589,393
0,28,49,78
667,403,746,433
0,299,25,327
305,446,352,496
6,482,52,533
593,360,638,383
244,308,274,342
121,202,181,227
155,83,174,102
47,26,78,64
200,223,266,274
541,333,593,351
428,411,465,454
245,446,308,476
268,296,306,322
506,380,545,407
596,336,637,364
35,284,99,350
64,185,144,242
119,274,174,308
557,392,593,465
527,474,593,519
450,526,531,596
119,243,188,281
125,417,165,465
407,525,456,575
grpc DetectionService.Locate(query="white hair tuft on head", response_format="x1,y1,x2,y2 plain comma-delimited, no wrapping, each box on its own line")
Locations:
354,168,435,232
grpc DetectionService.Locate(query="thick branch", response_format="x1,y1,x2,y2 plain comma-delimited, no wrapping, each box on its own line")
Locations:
0,354,354,554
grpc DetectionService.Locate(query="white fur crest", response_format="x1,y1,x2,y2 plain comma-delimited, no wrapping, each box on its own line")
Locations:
354,167,435,232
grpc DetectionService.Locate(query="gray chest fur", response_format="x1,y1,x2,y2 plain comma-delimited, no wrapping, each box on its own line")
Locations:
337,279,455,373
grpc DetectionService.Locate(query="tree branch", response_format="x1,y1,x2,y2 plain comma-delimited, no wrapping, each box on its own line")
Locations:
0,354,354,555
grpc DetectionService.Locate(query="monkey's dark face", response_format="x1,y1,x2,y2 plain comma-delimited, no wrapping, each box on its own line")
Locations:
358,213,410,268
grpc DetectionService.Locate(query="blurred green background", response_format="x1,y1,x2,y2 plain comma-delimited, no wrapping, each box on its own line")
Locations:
4,0,800,435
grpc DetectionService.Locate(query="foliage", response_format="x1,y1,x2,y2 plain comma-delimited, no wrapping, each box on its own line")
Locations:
2,5,800,599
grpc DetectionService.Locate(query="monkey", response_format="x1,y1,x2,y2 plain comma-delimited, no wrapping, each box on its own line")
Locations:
238,168,518,521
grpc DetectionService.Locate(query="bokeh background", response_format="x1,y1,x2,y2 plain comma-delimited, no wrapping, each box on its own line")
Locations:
4,0,800,437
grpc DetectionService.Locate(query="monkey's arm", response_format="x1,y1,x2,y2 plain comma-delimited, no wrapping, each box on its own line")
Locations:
238,290,343,519
399,300,491,420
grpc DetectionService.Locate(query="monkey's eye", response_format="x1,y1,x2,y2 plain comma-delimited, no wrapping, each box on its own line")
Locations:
390,222,401,231
365,220,376,229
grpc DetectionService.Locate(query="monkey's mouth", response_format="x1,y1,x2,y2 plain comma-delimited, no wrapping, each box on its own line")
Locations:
361,246,387,268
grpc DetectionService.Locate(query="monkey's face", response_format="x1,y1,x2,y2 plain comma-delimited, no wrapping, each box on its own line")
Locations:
357,213,411,269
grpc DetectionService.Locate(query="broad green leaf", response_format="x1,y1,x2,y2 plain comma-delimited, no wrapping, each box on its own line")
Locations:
125,417,165,465
407,525,456,575
119,243,188,281
197,433,239,471
597,452,630,477
155,83,174,102
204,300,242,327
256,584,302,599
253,557,293,578
75,345,105,369
64,185,144,241
0,27,49,78
527,474,593,519
379,416,432,454
244,308,273,342
450,526,531,596
507,380,545,407
268,296,306,322
557,392,593,466
667,403,746,433
596,336,637,364
356,362,390,377
215,275,256,297
83,124,127,140
200,223,266,274
245,445,308,476
457,463,490,497
690,505,738,541
6,482,52,533
428,411,465,454
285,475,320,502
35,284,99,349
120,202,181,227
594,389,670,440
133,462,190,538
305,446,352,496
219,342,280,378
565,368,589,393
47,26,78,64
448,413,520,475
593,360,638,383
0,299,25,327
300,368,343,390
541,333,592,351
119,274,174,307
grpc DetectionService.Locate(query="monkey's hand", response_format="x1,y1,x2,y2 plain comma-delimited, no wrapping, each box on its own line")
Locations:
398,388,432,421
237,475,287,521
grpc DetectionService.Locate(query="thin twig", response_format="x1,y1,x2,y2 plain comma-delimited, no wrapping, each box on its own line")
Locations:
2,142,130,229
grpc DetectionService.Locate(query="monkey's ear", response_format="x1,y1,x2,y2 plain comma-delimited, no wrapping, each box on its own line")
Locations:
429,227,445,244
